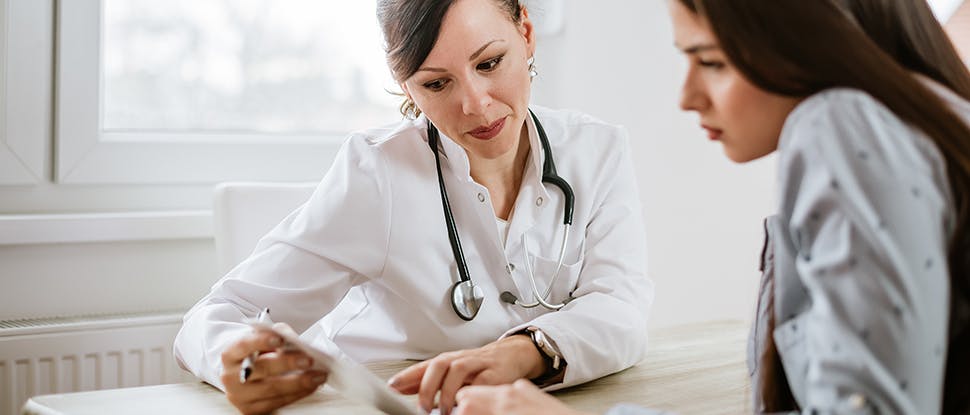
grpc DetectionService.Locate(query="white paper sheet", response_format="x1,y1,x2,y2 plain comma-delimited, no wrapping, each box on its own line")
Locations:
249,320,426,415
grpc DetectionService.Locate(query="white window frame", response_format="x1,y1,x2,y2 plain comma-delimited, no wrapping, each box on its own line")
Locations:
55,0,346,184
0,0,49,185
930,0,964,21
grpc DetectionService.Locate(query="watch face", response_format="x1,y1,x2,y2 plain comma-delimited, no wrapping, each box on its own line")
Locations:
533,331,547,347
531,330,556,357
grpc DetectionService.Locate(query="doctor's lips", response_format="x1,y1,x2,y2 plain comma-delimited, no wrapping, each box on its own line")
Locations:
701,124,723,141
467,117,507,140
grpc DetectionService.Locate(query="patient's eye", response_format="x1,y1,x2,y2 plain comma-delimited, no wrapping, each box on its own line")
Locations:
698,59,725,69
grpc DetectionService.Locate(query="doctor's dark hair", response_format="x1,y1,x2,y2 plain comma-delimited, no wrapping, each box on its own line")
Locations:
376,0,523,117
677,0,970,413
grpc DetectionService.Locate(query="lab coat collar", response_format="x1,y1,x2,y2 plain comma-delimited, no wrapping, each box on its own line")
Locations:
416,111,552,203
416,111,551,251
523,110,548,192
418,114,471,183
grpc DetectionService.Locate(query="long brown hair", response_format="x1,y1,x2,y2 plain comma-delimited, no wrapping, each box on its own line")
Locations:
676,0,970,413
839,0,970,100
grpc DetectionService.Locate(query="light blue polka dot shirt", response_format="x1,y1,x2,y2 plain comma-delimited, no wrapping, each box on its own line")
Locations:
606,79,964,414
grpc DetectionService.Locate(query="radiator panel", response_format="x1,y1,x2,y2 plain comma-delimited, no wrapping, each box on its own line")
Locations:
0,313,194,415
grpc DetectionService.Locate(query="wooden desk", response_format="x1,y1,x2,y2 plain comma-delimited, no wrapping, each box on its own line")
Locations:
23,320,750,415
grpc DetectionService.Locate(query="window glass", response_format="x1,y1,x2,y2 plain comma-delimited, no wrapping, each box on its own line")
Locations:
102,0,400,135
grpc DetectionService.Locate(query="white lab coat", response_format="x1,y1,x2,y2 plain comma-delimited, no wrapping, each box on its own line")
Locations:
174,106,653,391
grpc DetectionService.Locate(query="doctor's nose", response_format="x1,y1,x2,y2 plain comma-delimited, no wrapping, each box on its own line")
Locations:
460,80,493,116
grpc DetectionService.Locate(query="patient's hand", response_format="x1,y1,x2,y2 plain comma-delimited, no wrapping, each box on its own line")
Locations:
454,379,582,415
219,329,328,415
387,334,545,415
453,379,590,415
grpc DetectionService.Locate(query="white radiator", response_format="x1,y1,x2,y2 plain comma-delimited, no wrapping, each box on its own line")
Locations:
0,311,195,415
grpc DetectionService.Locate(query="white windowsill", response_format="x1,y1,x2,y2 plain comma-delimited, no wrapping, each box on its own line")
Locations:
0,210,213,245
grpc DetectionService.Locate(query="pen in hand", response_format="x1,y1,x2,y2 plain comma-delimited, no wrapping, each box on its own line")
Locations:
240,308,271,384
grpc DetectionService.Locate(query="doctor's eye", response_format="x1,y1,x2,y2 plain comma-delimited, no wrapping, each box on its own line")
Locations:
423,78,450,92
477,55,504,72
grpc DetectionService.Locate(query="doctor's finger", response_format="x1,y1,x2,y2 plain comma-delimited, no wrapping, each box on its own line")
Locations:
438,358,487,415
238,370,328,403
221,331,283,366
417,355,462,412
230,371,327,414
247,350,314,382
240,390,313,415
388,361,428,394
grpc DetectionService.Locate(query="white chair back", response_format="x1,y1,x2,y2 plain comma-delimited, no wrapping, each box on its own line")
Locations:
213,182,317,273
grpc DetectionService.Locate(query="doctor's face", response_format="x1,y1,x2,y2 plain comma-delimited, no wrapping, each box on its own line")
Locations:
669,1,800,163
401,0,536,161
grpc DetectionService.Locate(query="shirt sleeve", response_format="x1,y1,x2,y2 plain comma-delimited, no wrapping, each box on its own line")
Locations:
775,90,951,414
502,125,653,390
173,135,392,389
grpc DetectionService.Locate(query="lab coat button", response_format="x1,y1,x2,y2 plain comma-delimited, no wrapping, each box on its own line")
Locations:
478,193,486,203
506,263,516,274
536,197,544,207
847,393,867,409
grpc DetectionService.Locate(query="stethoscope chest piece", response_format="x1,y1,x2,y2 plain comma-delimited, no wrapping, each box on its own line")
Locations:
451,280,484,321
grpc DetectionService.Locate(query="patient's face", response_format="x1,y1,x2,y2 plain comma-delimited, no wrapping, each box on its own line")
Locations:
401,0,535,162
669,0,800,163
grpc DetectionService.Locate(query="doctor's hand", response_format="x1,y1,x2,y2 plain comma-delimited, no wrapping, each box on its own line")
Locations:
387,334,545,415
219,329,328,415
453,379,591,415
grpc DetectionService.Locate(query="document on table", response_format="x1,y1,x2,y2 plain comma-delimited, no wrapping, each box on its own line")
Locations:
248,319,426,415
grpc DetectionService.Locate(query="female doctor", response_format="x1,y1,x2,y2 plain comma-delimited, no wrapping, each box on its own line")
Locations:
172,0,653,414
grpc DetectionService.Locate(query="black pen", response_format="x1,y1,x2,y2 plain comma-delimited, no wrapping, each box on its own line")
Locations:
240,308,271,384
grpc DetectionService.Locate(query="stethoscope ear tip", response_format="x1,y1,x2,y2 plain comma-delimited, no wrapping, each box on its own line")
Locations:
500,291,519,305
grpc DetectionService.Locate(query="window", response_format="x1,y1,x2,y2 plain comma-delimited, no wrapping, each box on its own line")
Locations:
102,0,398,134
930,0,965,21
0,0,49,185
940,0,970,63
56,0,400,184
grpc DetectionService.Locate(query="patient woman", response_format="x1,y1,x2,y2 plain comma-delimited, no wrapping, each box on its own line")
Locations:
452,0,970,414
173,0,652,414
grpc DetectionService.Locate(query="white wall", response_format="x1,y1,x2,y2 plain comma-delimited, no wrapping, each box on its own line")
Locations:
0,239,217,318
1,1,777,329
531,1,778,328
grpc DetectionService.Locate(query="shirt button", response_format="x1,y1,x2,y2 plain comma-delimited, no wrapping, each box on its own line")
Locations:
848,393,867,409
536,197,544,207
478,193,486,203
506,263,516,274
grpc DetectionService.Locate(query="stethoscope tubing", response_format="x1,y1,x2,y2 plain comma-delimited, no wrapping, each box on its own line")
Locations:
429,109,576,318
532,110,574,226
428,124,474,285
514,224,571,310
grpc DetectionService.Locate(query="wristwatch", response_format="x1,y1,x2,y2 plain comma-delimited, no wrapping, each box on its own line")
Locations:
523,326,566,384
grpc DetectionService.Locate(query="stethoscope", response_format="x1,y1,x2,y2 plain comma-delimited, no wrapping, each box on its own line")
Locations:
427,109,575,321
